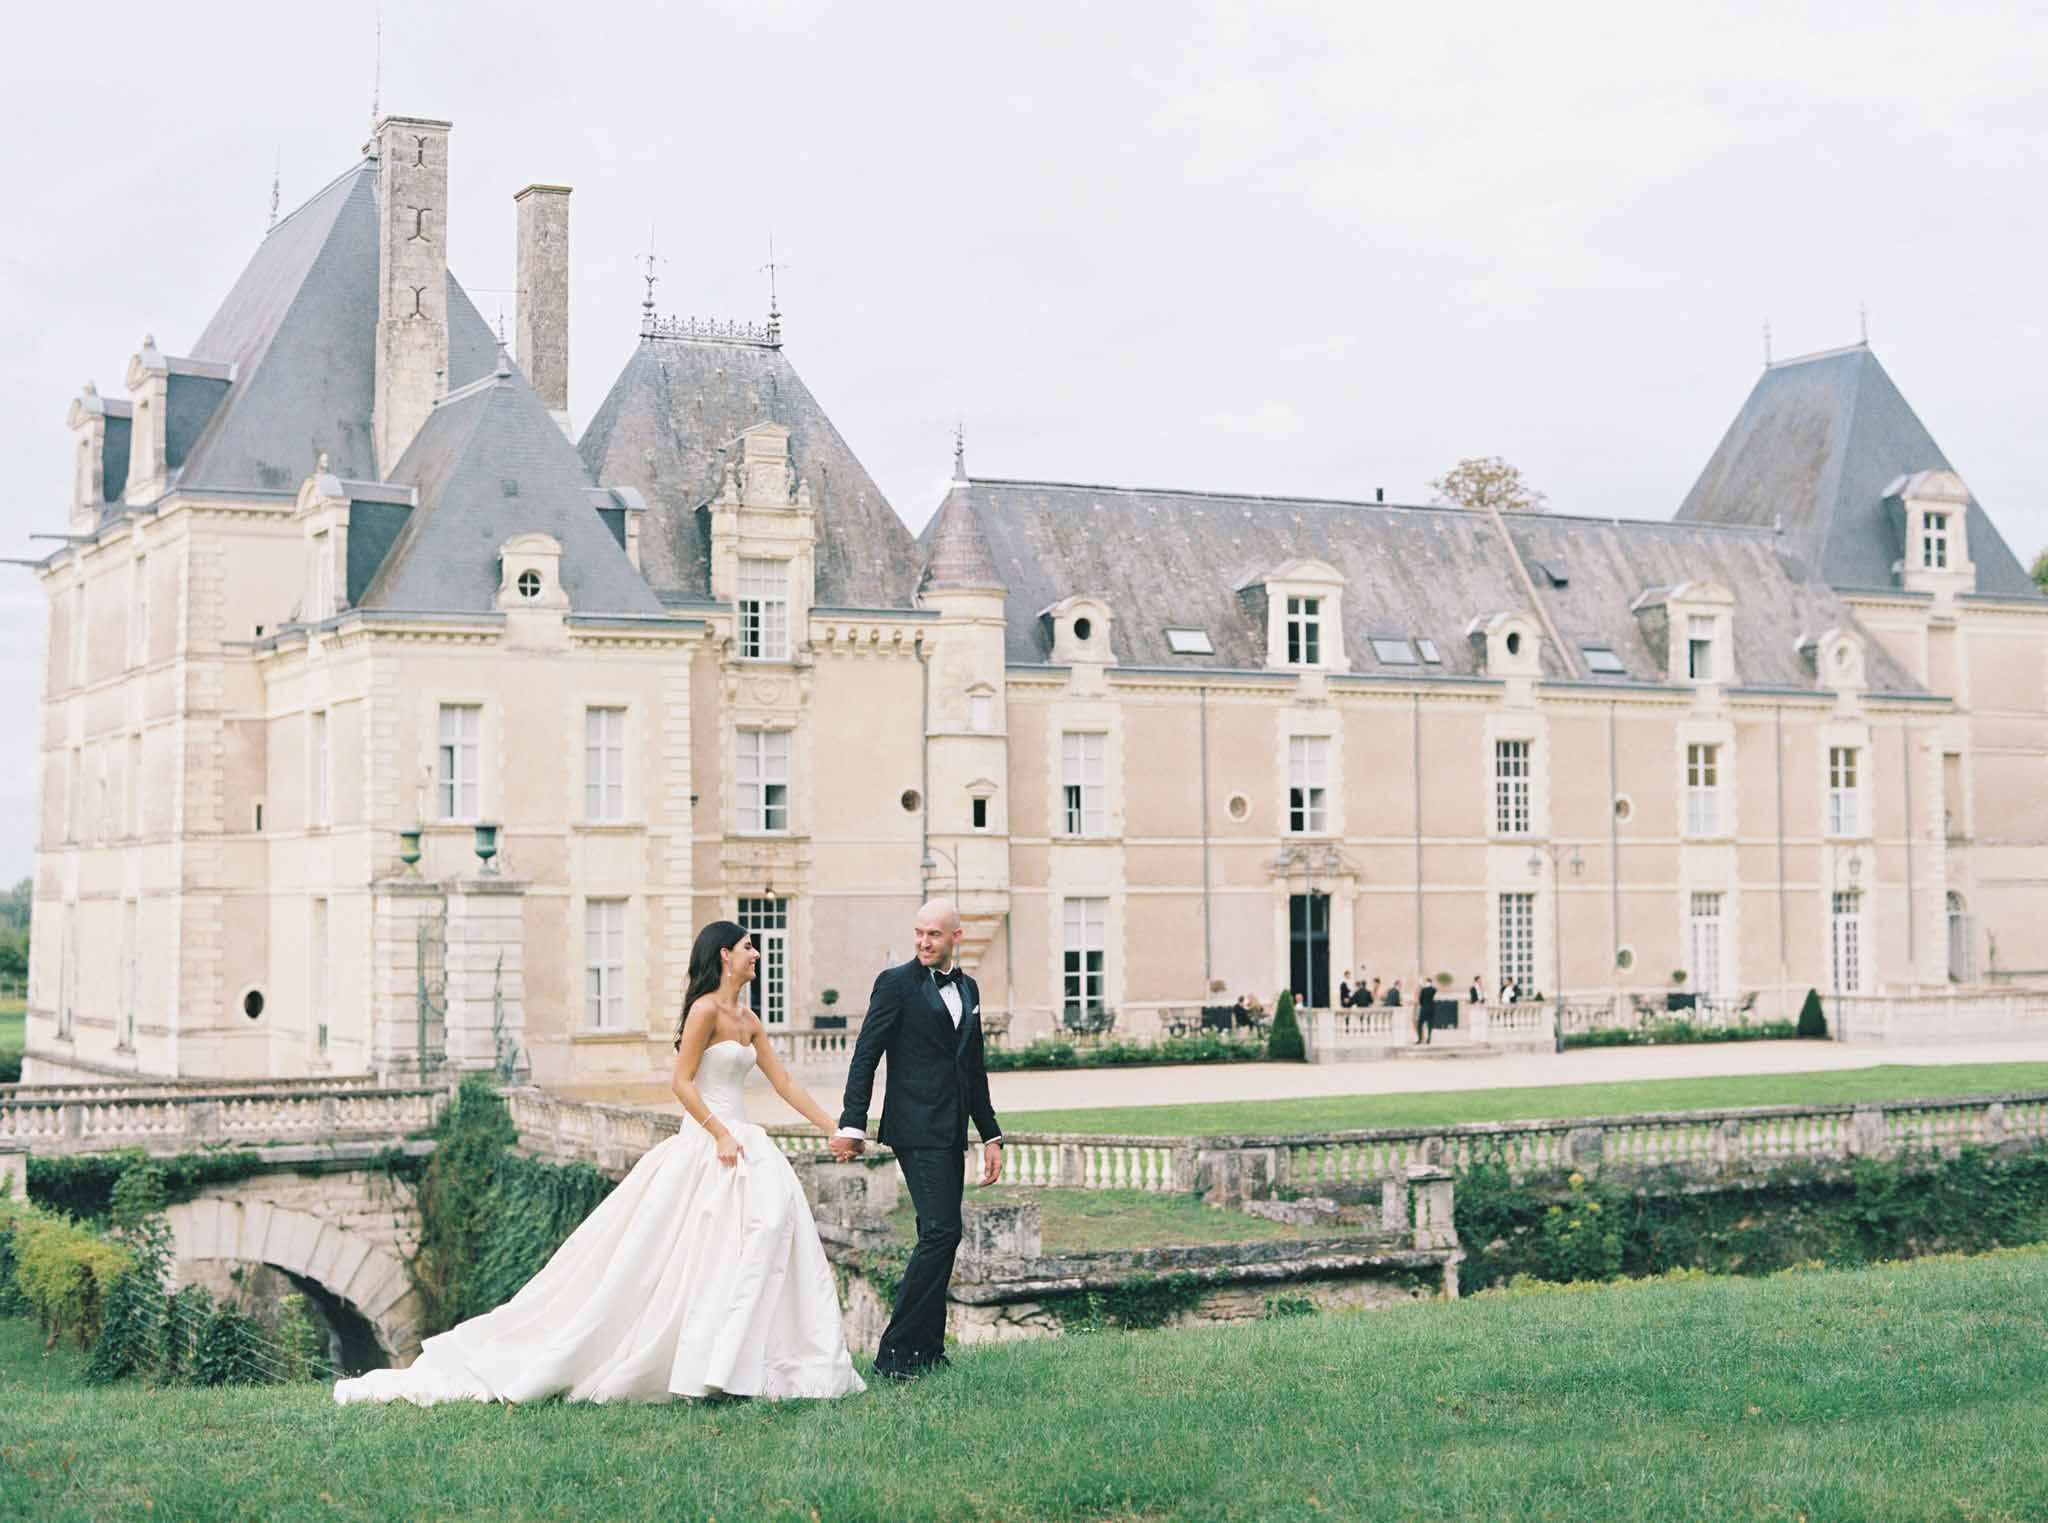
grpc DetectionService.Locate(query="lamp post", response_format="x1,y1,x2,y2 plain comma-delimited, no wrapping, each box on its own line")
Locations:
921,844,961,904
1527,842,1586,1052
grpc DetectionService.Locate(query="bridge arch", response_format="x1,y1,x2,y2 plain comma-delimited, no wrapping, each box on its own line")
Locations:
165,1195,424,1364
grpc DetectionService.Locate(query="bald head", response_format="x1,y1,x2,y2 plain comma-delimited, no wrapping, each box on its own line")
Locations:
913,899,963,967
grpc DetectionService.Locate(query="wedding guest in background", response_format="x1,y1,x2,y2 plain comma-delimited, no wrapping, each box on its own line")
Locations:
1469,973,1486,1007
1385,979,1403,1008
1339,970,1356,1008
1415,978,1436,1045
1366,978,1382,1007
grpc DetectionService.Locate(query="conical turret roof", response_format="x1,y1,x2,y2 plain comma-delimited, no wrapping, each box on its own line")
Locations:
920,479,1004,591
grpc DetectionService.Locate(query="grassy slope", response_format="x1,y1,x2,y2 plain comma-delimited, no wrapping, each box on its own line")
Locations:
0,1000,23,1060
1001,1060,2048,1136
4,1250,2047,1522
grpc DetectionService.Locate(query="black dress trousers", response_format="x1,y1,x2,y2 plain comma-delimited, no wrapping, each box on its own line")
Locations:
875,1145,966,1373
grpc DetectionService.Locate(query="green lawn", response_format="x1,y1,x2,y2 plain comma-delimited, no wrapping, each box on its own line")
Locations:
0,998,23,1061
889,1186,1360,1252
4,1249,2047,1520
1001,1060,2048,1136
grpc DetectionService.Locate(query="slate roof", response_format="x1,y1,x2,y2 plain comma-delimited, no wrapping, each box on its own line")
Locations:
933,478,1925,695
578,335,918,606
920,474,1003,590
1676,345,2041,600
152,160,499,501
357,362,663,618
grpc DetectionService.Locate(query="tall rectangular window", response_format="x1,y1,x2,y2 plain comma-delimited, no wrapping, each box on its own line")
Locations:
311,897,329,1057
1922,511,1949,570
1062,897,1107,1020
311,710,330,827
584,707,626,821
1688,891,1723,998
1828,746,1860,836
1062,732,1106,836
1685,743,1721,835
737,558,790,661
120,899,139,1050
736,730,791,832
971,797,990,831
1831,890,1863,994
1288,735,1329,834
437,704,480,820
1687,616,1716,681
1494,740,1531,836
1285,596,1322,666
129,556,148,668
1498,893,1535,996
738,897,788,1026
584,898,626,1030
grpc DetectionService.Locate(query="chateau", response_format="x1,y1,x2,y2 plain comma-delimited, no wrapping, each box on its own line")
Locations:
25,113,2048,1087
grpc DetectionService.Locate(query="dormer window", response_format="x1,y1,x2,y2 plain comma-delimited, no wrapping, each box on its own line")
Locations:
1583,645,1626,675
1416,639,1441,665
516,569,542,600
1165,628,1213,656
1686,617,1716,681
1369,637,1417,665
1921,511,1950,570
1286,597,1322,666
737,558,790,660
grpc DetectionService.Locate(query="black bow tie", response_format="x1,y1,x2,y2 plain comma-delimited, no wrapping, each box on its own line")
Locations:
932,966,962,989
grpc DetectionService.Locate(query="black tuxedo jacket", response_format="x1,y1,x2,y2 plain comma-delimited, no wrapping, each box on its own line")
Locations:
838,959,1003,1151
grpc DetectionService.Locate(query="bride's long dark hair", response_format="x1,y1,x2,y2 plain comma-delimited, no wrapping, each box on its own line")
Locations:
675,920,750,1050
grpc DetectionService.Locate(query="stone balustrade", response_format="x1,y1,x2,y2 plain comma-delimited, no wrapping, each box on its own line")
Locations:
0,1084,447,1155
1306,1000,1556,1061
1832,991,2048,1046
763,1027,862,1069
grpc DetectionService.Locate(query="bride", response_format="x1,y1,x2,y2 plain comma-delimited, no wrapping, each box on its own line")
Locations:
334,921,865,1405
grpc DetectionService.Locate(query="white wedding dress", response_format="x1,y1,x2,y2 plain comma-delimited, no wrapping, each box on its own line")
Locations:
334,1040,864,1405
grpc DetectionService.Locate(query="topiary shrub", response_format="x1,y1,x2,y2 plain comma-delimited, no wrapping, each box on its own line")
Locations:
1267,989,1305,1062
1797,988,1828,1039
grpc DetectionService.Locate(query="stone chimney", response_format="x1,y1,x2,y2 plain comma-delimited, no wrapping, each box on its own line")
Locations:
372,115,453,476
514,185,571,430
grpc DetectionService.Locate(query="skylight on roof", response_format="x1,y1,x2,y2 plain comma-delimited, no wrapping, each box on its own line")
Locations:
1417,638,1441,664
1370,637,1418,665
1165,628,1214,655
1583,645,1627,674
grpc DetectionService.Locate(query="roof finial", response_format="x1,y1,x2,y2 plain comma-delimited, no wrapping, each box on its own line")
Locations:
370,0,382,132
952,418,966,482
267,149,280,233
639,222,660,340
760,234,786,346
1858,299,1869,346
1762,318,1773,367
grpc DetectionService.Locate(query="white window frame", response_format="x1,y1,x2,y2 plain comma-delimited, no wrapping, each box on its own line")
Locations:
1828,746,1861,837
1831,890,1864,994
1062,897,1108,1020
436,704,481,821
584,707,626,822
738,897,789,1026
1685,743,1721,836
1494,739,1532,837
1284,596,1323,667
736,558,791,661
310,896,330,1057
1288,735,1329,835
1688,892,1724,998
1687,615,1716,682
1498,893,1535,996
1922,511,1949,571
1061,731,1106,837
310,710,330,828
129,555,148,668
584,898,627,1031
736,729,791,834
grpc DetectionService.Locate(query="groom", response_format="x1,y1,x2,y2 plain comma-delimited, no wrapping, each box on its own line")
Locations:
831,898,1004,1380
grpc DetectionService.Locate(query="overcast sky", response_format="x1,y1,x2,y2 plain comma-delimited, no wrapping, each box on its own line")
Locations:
3,0,2044,883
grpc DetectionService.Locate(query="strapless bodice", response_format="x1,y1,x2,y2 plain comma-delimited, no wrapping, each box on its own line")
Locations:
696,1040,758,1126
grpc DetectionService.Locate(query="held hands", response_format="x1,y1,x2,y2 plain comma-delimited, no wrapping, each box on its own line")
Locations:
980,1140,1004,1187
715,1131,745,1169
828,1134,865,1162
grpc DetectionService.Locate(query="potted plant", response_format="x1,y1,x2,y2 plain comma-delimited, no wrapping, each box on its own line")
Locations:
815,987,845,1029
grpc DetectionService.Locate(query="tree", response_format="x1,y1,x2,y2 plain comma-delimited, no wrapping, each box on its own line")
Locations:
1797,988,1828,1040
0,878,29,934
1267,989,1305,1062
1430,456,1548,514
2031,548,2048,595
